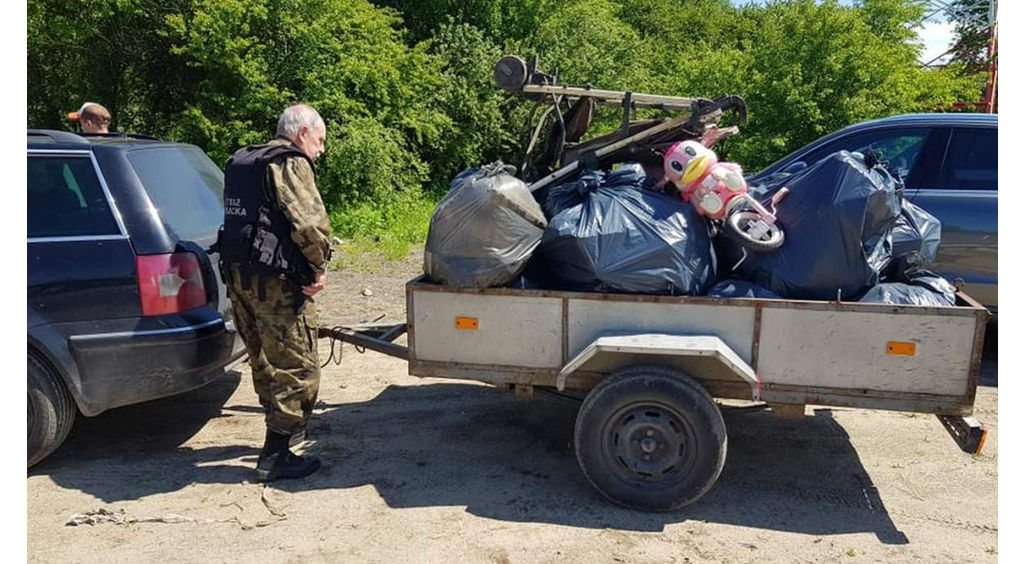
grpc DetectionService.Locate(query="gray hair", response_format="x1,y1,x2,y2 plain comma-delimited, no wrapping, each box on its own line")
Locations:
276,104,325,138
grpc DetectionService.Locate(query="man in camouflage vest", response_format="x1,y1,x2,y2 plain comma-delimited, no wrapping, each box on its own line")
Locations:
221,104,332,482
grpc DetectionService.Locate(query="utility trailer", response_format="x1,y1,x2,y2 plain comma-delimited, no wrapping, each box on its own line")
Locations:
320,279,990,511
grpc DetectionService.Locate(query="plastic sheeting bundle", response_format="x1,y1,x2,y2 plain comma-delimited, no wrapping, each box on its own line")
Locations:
424,162,547,288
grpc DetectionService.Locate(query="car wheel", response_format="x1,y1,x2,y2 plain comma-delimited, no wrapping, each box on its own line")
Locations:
28,353,76,468
574,365,727,511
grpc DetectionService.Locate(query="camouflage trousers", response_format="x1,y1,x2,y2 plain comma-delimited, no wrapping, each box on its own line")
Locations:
226,265,320,435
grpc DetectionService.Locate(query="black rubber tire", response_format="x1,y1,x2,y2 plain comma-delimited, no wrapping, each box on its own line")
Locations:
724,210,785,252
28,353,76,468
574,365,727,511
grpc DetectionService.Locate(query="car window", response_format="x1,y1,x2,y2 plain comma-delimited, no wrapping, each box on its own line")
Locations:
935,128,997,191
28,155,120,239
127,146,225,241
854,136,925,178
802,128,931,183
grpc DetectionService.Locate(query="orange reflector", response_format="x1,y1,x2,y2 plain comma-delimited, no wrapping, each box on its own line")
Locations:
976,428,988,455
887,341,917,356
455,317,478,330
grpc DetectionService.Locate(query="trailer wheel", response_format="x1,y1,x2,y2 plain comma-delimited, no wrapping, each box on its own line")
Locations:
28,352,76,468
574,365,727,511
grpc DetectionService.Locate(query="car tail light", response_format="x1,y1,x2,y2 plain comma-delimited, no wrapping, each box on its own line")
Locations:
136,253,207,316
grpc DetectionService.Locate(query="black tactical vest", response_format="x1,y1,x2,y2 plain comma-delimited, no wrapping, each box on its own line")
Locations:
219,143,316,288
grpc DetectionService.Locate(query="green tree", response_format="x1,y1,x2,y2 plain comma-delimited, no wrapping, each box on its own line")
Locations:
419,21,521,190
163,0,454,208
944,0,995,75
611,0,975,168
859,0,927,44
727,0,974,168
27,0,194,133
27,0,984,251
376,0,556,46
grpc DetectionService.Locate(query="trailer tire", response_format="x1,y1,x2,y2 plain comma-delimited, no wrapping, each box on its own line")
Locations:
574,365,726,511
28,352,76,468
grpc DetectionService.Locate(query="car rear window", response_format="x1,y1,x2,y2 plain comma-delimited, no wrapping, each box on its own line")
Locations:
939,128,997,191
28,154,121,239
127,146,225,240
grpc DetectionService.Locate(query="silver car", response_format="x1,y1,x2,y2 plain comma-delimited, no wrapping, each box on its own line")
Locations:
748,113,997,311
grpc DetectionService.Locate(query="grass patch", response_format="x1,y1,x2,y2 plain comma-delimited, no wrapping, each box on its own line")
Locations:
329,190,437,266
331,239,425,274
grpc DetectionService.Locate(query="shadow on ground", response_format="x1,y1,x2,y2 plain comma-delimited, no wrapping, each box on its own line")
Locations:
30,370,249,485
35,373,911,543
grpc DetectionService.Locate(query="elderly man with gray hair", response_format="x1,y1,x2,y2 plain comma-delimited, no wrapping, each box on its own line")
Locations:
219,103,332,481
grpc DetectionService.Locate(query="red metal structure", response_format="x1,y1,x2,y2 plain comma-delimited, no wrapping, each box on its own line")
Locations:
981,28,997,113
923,0,997,113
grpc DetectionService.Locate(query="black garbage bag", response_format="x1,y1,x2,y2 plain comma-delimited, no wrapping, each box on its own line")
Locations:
905,269,957,298
887,200,941,279
505,254,560,290
539,167,717,295
542,164,650,220
707,279,781,299
858,270,956,307
718,151,901,300
424,162,547,287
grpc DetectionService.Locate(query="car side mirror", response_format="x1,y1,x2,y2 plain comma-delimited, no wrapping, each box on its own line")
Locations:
781,161,807,175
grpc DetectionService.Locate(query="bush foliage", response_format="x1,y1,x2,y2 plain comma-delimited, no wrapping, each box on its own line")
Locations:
29,0,980,244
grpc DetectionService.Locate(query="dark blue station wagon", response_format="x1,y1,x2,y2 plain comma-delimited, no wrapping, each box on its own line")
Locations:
748,113,998,311
27,130,245,467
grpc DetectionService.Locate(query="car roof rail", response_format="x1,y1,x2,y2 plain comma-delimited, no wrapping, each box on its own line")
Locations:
79,132,161,141
27,129,90,144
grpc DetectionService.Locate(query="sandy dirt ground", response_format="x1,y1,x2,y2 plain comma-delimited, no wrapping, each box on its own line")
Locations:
27,249,999,563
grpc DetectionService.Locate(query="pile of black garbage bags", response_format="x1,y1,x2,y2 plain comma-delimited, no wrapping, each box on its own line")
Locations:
423,151,955,307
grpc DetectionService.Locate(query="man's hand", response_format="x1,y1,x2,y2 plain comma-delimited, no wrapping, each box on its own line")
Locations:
302,271,326,297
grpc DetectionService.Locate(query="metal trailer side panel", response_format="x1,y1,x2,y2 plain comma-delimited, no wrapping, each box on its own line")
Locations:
411,291,563,368
405,282,986,415
567,299,756,364
756,307,977,397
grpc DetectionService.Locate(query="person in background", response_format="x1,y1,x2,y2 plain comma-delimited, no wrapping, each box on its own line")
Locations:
67,102,112,134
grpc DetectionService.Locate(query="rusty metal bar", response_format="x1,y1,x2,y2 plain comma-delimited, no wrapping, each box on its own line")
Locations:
760,382,972,416
937,414,988,454
955,290,989,312
377,323,408,343
751,303,763,371
561,297,570,366
519,83,699,110
964,310,990,412
406,280,418,364
407,280,983,319
317,326,409,361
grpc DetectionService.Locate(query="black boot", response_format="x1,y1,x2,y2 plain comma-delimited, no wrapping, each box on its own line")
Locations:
256,429,321,482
